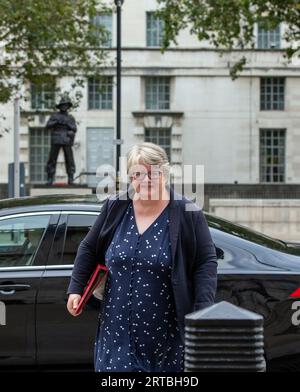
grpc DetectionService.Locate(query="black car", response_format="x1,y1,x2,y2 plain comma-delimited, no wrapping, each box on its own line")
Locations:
0,194,300,371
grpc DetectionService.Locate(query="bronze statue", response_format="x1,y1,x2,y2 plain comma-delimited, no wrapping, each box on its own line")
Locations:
45,97,77,185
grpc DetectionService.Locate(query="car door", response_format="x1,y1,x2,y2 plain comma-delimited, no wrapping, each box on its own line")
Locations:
212,228,300,367
0,212,57,367
36,211,100,368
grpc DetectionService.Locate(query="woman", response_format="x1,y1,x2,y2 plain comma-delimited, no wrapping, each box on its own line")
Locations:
67,142,218,372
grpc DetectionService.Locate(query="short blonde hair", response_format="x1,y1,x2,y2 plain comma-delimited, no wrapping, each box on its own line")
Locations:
127,142,170,180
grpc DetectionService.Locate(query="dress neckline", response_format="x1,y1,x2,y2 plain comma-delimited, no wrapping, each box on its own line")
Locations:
131,201,169,236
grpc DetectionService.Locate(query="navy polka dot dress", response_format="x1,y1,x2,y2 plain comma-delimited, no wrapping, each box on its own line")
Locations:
94,200,184,372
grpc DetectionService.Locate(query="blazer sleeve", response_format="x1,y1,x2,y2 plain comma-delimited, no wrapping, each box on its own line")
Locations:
193,209,218,311
66,198,110,295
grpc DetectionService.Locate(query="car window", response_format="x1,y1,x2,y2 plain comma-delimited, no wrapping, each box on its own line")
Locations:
213,233,282,271
0,214,50,267
207,214,288,253
62,214,97,265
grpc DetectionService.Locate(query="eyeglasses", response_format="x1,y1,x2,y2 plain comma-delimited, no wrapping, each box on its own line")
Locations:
130,170,162,181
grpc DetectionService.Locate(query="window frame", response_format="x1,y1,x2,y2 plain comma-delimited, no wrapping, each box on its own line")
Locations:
0,212,57,270
29,127,51,184
90,12,113,48
257,23,281,50
259,128,286,183
146,11,164,47
145,76,171,110
30,80,56,110
144,127,172,162
88,75,114,110
260,77,285,111
47,211,99,267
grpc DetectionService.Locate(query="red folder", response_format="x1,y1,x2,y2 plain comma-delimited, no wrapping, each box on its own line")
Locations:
75,264,109,315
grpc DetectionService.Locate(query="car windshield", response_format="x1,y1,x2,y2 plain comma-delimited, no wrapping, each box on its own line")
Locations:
206,212,300,256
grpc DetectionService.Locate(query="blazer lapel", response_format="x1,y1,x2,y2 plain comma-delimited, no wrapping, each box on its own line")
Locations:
168,186,180,270
102,186,180,271
96,192,130,262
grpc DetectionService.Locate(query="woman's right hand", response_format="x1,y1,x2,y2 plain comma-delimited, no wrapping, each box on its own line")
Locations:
67,294,82,316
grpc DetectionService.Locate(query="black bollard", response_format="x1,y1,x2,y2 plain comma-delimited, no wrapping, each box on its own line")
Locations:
184,301,266,372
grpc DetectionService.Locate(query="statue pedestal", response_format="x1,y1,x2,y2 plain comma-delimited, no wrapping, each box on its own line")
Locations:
29,184,93,197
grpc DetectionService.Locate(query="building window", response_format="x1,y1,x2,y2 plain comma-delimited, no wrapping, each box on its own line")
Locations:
257,23,281,49
260,129,285,183
88,76,113,110
90,13,112,47
260,77,285,110
145,128,171,161
145,77,170,110
31,81,56,110
29,127,51,183
146,12,164,47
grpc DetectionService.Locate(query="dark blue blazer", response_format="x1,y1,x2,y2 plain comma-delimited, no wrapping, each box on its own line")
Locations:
67,186,218,342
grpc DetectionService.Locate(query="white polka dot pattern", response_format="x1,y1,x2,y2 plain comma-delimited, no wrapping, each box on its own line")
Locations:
94,201,184,372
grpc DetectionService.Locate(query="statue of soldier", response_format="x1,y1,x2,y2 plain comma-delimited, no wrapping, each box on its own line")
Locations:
45,97,77,186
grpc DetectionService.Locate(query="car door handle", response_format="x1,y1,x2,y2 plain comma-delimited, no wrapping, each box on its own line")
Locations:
0,284,31,295
0,290,15,295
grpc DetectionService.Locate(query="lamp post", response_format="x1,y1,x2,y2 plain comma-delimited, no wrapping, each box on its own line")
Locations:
114,0,124,187
13,97,20,198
